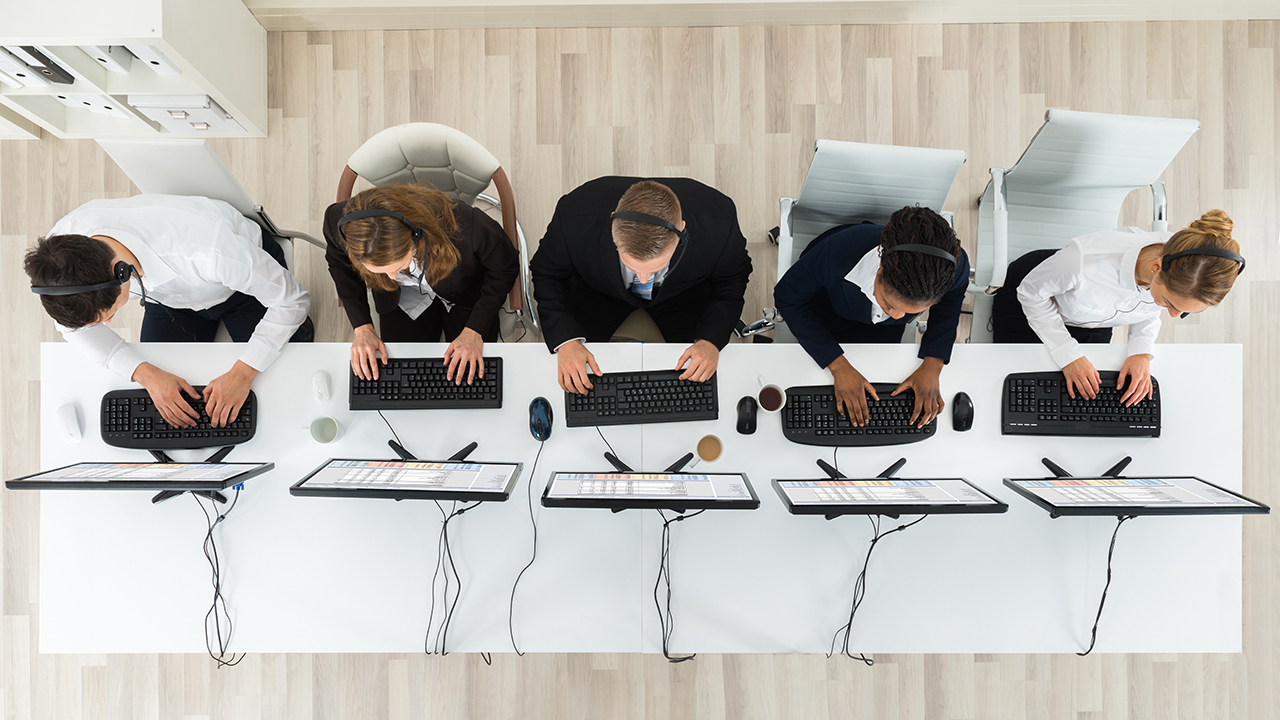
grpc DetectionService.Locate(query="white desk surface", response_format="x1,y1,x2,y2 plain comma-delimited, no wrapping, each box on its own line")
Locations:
36,341,1243,655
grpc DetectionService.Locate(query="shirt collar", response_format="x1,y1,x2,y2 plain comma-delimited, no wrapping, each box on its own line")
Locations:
621,259,670,287
842,247,889,321
1119,240,1146,293
101,229,179,288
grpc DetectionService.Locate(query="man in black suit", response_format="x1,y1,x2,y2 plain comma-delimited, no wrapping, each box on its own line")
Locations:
531,177,753,393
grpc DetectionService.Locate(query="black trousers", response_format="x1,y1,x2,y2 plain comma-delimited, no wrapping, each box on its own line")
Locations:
991,249,1113,345
378,301,500,343
139,237,313,343
567,277,711,343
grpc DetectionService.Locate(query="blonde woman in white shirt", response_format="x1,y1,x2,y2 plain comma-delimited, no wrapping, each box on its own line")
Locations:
992,210,1243,405
24,195,313,429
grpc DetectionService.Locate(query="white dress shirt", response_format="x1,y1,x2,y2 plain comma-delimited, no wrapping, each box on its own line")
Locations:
394,257,451,320
1016,227,1172,368
47,194,311,379
842,247,889,324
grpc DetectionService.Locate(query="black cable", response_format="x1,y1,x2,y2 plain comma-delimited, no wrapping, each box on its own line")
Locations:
378,410,404,448
827,514,927,665
596,426,617,459
192,489,244,668
654,508,706,663
508,439,546,656
1078,515,1136,656
833,447,839,473
426,500,482,656
424,501,449,654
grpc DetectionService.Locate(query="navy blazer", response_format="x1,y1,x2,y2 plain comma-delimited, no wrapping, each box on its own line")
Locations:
530,176,753,351
773,223,969,369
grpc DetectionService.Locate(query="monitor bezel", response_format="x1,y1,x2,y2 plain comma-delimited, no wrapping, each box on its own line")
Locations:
289,458,522,502
541,470,760,510
771,477,1009,516
4,461,273,491
1002,475,1271,517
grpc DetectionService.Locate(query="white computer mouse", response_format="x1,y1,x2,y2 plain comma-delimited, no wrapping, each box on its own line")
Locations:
56,402,82,444
313,370,332,402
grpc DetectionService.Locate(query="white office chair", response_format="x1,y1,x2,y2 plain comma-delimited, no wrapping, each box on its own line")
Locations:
97,138,323,341
967,109,1200,341
336,122,537,340
769,139,967,343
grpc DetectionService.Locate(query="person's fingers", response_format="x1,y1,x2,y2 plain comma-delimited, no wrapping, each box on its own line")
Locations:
891,380,909,397
856,395,870,426
1065,375,1076,399
587,355,602,379
557,367,570,394
228,398,245,425
910,393,924,424
176,392,199,421
865,383,880,402
1116,367,1129,389
467,356,478,385
446,353,460,383
675,348,693,372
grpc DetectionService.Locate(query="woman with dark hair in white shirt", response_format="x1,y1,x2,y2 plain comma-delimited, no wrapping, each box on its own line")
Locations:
992,210,1243,405
24,194,313,429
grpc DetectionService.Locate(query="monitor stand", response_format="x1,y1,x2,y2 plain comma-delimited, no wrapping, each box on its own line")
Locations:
602,451,700,514
814,457,907,520
388,439,478,463
1039,455,1133,519
149,445,237,504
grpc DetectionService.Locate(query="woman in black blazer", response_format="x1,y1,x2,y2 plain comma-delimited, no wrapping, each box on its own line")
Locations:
323,184,518,384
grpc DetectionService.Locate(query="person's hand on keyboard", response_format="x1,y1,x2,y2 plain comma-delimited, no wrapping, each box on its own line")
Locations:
557,340,601,394
1062,356,1101,399
444,327,484,385
675,340,718,382
203,361,257,427
350,323,389,380
132,362,200,428
828,356,878,426
1117,353,1155,406
892,357,945,427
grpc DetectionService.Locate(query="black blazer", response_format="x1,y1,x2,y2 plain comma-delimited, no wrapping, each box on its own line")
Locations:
529,176,753,351
323,199,518,334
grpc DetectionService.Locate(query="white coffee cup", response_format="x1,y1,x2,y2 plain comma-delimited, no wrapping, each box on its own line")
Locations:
757,376,785,414
687,434,723,469
308,416,342,444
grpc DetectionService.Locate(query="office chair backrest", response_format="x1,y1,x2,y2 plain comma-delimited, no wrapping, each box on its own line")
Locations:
342,123,500,205
780,140,966,281
972,109,1200,289
97,139,259,218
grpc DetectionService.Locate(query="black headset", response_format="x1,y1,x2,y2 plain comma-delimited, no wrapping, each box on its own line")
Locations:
881,243,958,265
337,208,426,243
610,211,690,277
30,260,140,296
1160,247,1246,318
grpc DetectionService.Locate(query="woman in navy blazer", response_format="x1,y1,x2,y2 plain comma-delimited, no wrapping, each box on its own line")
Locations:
773,207,969,428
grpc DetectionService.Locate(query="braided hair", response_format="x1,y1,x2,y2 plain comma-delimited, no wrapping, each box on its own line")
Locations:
878,206,960,305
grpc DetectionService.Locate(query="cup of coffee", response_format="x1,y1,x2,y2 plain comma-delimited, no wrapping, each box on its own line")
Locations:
757,376,785,414
687,434,723,469
308,416,342,444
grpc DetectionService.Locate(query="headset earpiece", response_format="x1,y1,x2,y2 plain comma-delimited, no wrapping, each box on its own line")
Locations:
30,260,138,296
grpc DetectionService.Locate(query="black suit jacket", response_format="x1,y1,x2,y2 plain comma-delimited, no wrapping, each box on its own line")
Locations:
530,176,753,351
322,199,518,334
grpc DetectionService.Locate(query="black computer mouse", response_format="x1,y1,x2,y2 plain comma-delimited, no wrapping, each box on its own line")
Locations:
736,396,758,435
530,397,553,441
952,391,974,432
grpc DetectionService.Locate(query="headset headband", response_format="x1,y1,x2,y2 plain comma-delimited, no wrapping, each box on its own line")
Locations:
881,243,957,265
610,211,689,243
30,260,136,296
1161,247,1246,276
337,208,425,243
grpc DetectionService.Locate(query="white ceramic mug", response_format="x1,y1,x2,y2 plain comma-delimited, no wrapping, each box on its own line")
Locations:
307,416,342,444
687,434,723,469
756,376,786,414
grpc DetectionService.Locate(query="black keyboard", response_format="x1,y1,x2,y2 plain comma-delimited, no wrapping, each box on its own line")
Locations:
564,370,718,427
1002,371,1161,437
349,356,503,411
101,388,257,450
781,384,937,447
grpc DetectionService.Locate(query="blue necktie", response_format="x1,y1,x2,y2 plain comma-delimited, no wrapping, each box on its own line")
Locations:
631,277,654,300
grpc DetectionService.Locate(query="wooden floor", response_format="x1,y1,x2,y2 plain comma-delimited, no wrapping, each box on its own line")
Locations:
1,20,1278,720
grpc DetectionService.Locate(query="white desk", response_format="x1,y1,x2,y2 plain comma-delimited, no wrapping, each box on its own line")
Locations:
36,342,1243,654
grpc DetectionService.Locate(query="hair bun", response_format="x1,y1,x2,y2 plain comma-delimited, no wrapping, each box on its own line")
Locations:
1187,209,1233,239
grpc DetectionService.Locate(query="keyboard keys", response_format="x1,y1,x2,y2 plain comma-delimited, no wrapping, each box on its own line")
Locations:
781,384,937,447
349,357,503,410
1000,371,1161,437
563,370,718,427
100,388,258,450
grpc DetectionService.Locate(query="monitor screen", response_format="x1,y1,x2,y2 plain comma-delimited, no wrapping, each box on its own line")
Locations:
772,478,1007,515
291,459,522,502
5,462,272,491
1003,476,1270,516
543,472,759,510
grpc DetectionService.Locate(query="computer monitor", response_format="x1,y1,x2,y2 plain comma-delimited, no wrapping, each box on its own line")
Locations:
542,472,760,510
4,461,273,491
1003,476,1271,517
290,459,522,502
772,477,1008,516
